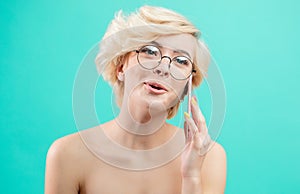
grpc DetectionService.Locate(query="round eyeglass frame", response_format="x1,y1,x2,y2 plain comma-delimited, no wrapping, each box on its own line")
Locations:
135,45,196,80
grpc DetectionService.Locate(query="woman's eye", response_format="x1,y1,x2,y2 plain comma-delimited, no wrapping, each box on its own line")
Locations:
175,57,189,66
141,46,159,56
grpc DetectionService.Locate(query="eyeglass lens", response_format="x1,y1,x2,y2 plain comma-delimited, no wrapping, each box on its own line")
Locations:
137,45,193,80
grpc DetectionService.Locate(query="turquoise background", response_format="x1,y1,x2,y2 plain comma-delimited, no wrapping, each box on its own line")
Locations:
1,0,299,193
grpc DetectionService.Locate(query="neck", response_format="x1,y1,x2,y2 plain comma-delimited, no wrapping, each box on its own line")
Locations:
118,94,168,134
109,119,175,150
109,98,174,149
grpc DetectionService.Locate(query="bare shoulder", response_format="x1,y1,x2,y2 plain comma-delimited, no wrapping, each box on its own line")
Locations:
45,131,91,194
46,132,85,161
202,141,227,172
201,141,227,192
46,125,105,166
45,129,99,175
205,141,226,162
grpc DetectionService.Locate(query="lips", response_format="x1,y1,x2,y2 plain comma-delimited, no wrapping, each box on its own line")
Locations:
144,82,168,94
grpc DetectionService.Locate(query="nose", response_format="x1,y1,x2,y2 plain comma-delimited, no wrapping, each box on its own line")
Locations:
153,56,171,78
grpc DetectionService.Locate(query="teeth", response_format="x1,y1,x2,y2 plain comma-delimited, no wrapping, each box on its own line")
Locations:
150,84,161,90
144,82,166,91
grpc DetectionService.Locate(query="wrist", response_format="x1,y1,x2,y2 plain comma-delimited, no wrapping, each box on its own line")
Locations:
181,177,202,194
182,176,201,184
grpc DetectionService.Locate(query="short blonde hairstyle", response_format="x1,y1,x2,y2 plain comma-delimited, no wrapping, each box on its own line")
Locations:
95,6,210,119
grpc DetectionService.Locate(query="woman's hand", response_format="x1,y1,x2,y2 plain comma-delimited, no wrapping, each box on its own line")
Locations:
181,96,212,178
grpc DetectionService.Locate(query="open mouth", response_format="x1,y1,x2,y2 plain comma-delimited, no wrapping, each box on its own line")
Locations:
144,82,168,94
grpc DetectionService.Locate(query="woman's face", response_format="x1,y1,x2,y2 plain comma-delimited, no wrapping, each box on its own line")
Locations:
120,33,197,113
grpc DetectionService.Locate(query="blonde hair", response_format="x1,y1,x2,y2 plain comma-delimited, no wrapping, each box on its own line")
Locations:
95,5,210,119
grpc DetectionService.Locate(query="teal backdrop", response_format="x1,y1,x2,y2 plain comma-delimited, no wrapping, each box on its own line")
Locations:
1,0,299,193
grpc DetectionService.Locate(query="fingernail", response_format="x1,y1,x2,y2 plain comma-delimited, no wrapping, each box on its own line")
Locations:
191,97,197,105
184,112,190,118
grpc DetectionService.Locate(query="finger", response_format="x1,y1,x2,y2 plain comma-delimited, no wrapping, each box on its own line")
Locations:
185,111,213,156
193,130,213,156
184,119,193,143
184,112,198,136
191,96,208,135
199,135,213,156
183,121,189,142
193,130,206,150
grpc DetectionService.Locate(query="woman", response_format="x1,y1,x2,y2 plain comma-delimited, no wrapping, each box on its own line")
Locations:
45,6,227,194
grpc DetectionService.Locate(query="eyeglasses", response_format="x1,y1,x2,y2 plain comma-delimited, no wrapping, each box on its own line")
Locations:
135,45,196,80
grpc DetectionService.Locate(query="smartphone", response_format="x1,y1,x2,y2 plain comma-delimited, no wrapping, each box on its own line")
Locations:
187,75,193,115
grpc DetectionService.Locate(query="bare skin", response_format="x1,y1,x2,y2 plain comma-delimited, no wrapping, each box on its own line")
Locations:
45,34,227,193
45,125,226,194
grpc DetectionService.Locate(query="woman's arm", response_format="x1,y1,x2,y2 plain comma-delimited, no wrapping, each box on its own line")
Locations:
181,143,227,194
181,96,227,194
200,143,227,193
44,137,81,194
181,176,203,194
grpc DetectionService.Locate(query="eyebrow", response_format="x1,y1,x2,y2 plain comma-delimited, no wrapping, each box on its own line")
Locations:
150,41,192,59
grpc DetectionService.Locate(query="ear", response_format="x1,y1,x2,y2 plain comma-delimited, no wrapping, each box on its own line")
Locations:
116,53,130,82
116,64,125,81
